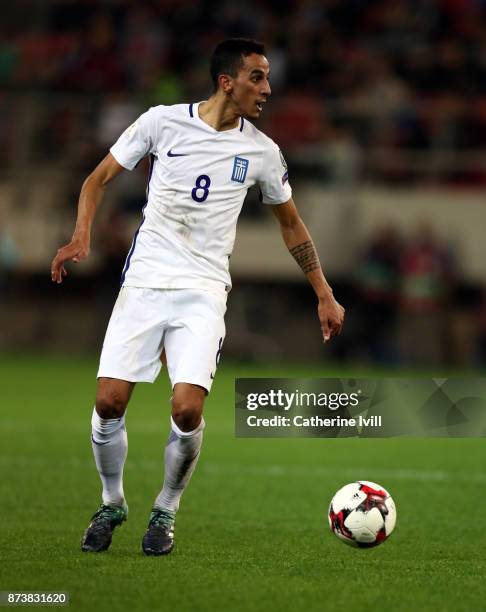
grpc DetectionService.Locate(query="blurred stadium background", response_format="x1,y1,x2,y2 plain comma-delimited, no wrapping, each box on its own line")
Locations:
1,0,486,370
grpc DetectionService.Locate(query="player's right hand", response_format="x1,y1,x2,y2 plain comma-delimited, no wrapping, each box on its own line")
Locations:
50,234,90,283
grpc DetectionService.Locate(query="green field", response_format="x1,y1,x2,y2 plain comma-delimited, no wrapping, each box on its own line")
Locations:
2,354,486,611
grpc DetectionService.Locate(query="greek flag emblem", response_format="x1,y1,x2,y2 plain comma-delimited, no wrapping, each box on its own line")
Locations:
231,156,249,183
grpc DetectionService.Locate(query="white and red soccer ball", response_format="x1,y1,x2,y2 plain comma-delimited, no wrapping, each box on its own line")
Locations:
328,481,397,548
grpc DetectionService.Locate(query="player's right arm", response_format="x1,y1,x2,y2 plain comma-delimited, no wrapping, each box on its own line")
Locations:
50,153,125,283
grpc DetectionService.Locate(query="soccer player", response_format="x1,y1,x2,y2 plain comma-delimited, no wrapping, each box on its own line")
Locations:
50,38,345,556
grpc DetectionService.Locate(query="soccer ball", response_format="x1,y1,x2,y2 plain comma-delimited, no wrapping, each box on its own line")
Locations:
328,480,396,548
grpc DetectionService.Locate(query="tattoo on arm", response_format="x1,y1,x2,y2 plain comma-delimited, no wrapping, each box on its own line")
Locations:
289,240,321,274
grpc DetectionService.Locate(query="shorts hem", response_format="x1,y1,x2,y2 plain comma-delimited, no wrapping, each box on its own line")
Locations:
171,377,214,394
97,368,158,384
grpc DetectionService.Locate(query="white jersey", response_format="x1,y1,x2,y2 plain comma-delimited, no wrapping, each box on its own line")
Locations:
110,101,292,293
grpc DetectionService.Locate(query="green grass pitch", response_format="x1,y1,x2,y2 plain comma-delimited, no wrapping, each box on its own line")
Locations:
2,354,486,611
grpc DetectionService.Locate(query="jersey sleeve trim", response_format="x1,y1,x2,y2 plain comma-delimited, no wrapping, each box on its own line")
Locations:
240,118,244,132
109,145,134,171
189,103,194,117
261,193,292,206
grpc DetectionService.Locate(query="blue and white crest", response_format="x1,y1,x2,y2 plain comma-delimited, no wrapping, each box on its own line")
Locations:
231,156,249,183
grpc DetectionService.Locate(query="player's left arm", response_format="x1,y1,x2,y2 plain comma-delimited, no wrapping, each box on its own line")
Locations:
271,197,345,343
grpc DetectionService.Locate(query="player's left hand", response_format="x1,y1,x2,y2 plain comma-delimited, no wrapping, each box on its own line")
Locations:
318,294,345,343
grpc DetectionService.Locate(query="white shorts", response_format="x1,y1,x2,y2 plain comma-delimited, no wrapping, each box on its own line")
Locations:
97,287,227,392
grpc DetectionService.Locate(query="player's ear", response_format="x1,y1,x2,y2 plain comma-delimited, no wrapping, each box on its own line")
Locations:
219,74,233,93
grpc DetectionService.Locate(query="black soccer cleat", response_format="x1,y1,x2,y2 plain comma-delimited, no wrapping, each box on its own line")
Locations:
81,503,128,552
142,508,176,556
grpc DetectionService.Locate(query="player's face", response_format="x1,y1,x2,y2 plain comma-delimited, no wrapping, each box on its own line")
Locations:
230,54,271,119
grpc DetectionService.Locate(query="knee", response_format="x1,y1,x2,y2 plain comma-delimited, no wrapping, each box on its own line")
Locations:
95,388,128,419
172,397,203,432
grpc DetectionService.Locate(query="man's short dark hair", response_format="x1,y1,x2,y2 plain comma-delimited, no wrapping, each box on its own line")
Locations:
210,38,266,90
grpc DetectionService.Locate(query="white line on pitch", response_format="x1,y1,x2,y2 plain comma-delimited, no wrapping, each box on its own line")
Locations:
202,463,486,483
1,454,485,484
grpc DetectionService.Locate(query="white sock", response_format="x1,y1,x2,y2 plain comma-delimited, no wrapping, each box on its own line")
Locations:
154,416,205,513
91,407,127,507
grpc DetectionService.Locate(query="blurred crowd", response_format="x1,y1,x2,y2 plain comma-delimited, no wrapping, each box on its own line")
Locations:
351,221,485,367
2,0,486,183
